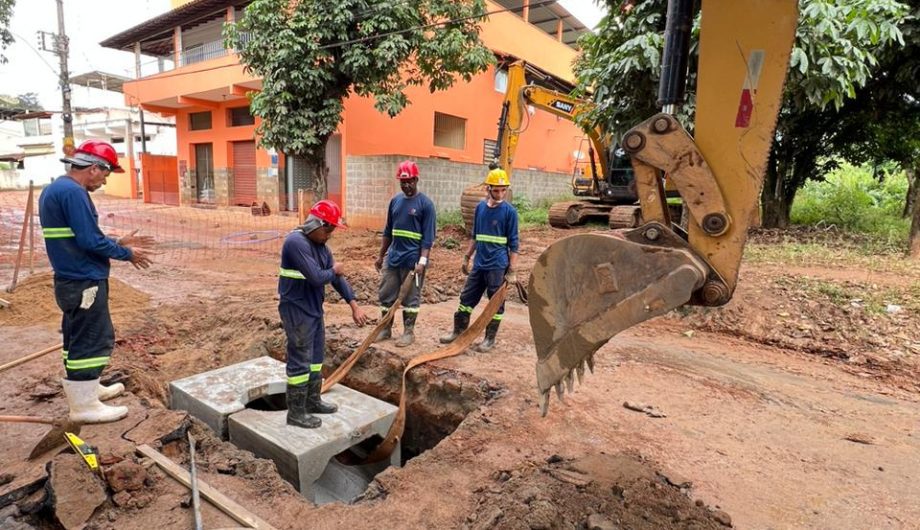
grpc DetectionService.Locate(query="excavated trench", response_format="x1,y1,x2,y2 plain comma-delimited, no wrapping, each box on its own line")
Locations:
247,334,500,464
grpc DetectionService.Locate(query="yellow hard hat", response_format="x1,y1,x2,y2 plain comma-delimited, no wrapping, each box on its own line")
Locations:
484,168,510,187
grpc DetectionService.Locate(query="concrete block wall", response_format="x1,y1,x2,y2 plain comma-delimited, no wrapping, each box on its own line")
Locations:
344,155,573,228
256,167,280,212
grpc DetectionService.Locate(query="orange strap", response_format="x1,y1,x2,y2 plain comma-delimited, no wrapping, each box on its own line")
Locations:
322,272,416,393
362,283,509,463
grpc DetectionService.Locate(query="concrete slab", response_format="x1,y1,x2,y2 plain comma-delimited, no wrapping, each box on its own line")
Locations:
168,356,286,439
229,384,400,504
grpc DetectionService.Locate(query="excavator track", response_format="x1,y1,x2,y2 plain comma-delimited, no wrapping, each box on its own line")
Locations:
548,200,636,229
608,206,643,229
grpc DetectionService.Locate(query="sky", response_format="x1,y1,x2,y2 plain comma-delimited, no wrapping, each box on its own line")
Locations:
0,0,606,111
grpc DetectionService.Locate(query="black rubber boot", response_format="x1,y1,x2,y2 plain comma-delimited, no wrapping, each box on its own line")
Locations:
476,319,501,352
439,312,470,344
395,312,417,347
374,310,392,342
286,384,321,429
305,378,338,414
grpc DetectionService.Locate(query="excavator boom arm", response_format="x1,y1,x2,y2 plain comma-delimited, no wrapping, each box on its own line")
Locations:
529,0,799,414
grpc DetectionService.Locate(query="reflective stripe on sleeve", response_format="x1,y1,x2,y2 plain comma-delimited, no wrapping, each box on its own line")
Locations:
279,268,306,279
42,227,75,239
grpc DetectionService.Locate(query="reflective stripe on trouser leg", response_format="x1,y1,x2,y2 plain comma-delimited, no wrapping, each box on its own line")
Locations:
456,269,492,317
279,303,326,386
54,278,114,381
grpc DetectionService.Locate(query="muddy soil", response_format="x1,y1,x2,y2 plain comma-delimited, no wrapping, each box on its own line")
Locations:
1,207,918,530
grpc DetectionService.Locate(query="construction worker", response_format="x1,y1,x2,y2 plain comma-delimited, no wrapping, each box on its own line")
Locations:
39,139,154,424
279,199,368,429
440,168,519,352
374,160,436,347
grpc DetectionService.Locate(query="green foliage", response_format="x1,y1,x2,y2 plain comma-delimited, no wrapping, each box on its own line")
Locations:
788,0,907,112
513,194,565,228
0,0,14,64
574,1,909,227
0,92,42,111
791,162,909,244
437,209,464,229
225,0,494,162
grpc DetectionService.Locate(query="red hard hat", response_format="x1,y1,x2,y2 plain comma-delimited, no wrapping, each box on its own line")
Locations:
309,199,346,228
396,160,419,180
61,139,124,173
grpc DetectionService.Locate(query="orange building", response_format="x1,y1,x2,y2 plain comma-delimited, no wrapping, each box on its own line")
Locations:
102,0,592,227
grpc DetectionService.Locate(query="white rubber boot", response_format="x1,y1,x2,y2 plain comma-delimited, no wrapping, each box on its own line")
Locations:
97,382,125,401
62,379,128,424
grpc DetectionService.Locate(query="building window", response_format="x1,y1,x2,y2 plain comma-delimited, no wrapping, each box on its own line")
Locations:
433,112,466,150
189,111,212,131
494,68,509,94
23,118,52,137
227,106,255,127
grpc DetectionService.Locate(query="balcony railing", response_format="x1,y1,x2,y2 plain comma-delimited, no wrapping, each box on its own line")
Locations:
179,32,251,67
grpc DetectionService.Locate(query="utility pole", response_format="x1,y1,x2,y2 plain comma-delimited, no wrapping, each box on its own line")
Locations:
55,0,74,155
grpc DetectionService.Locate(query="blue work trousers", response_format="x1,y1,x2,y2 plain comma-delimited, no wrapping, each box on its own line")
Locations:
278,302,325,386
455,269,505,321
54,278,115,381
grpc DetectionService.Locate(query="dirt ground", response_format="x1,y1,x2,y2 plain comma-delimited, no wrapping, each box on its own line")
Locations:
1,197,919,530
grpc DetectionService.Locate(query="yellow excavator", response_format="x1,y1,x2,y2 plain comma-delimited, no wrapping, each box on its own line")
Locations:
461,61,646,230
529,0,799,414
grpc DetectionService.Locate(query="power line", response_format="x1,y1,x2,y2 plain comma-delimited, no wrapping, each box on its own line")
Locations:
8,31,59,76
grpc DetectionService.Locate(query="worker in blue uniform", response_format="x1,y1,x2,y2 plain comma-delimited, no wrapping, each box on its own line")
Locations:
374,160,436,347
278,199,368,429
440,168,519,352
39,139,154,424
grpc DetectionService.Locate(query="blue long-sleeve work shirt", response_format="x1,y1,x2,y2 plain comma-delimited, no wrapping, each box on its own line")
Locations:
278,230,355,318
383,192,436,269
472,200,519,271
38,176,132,281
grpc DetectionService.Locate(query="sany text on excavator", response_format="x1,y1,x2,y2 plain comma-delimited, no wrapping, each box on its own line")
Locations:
528,0,799,415
487,61,645,229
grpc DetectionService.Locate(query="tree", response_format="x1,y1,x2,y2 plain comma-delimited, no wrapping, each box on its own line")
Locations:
573,0,907,227
225,0,494,198
828,3,920,257
761,0,908,227
0,0,14,64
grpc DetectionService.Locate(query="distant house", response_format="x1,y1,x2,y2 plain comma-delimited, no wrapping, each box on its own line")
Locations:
0,71,176,195
101,0,593,227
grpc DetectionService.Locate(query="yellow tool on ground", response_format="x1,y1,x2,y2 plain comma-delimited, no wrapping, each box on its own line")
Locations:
64,432,99,472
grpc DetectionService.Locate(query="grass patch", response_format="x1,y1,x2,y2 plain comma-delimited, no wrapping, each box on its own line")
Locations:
790,162,910,249
744,240,920,276
771,275,920,314
437,209,464,230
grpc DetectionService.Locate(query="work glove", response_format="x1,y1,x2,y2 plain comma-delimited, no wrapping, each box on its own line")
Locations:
414,261,426,275
504,269,517,285
461,256,471,276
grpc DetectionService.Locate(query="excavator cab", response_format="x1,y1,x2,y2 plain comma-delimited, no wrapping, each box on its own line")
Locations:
528,0,800,414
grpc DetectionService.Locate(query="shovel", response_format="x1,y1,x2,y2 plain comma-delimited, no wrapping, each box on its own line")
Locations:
0,415,82,460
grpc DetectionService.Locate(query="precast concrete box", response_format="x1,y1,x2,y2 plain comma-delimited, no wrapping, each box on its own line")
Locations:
169,356,400,504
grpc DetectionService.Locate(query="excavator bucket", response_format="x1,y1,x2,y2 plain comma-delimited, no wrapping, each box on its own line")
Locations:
528,228,707,415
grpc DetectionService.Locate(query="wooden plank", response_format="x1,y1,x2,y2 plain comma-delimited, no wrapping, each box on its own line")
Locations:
136,444,278,530
0,343,63,373
0,297,9,308
8,185,34,293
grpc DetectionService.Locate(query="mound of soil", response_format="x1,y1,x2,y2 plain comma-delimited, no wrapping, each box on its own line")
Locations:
467,453,730,530
0,272,151,326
